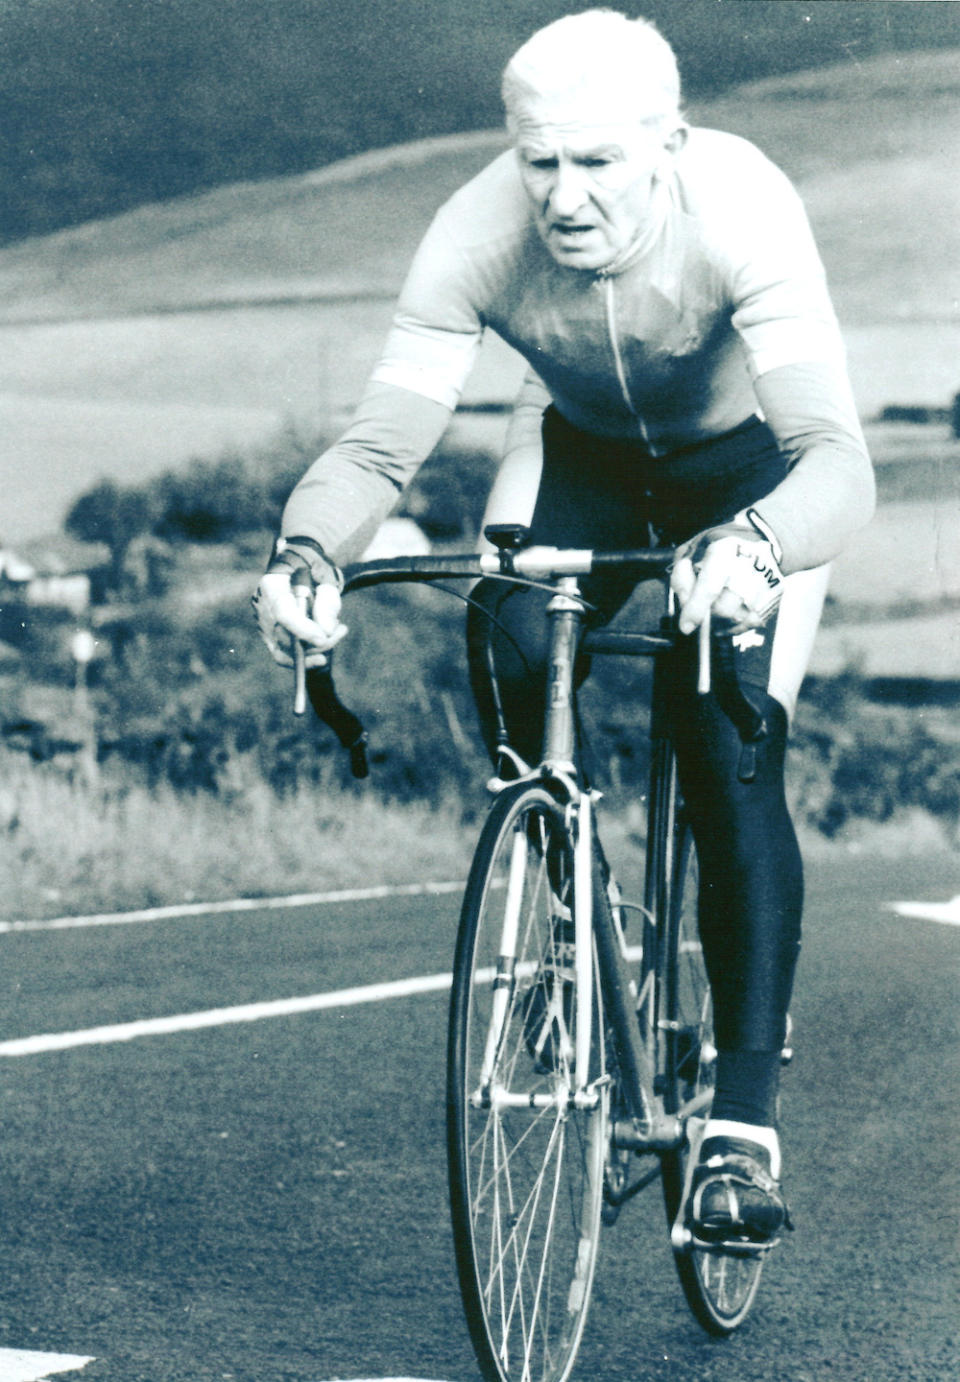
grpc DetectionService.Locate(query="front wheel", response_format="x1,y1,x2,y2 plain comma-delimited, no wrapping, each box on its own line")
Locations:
660,821,765,1335
447,784,608,1382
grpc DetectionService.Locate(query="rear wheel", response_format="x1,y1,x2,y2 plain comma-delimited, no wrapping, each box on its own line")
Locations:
660,822,765,1334
447,784,608,1382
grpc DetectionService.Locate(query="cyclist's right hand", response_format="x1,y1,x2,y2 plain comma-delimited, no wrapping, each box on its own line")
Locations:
253,535,348,669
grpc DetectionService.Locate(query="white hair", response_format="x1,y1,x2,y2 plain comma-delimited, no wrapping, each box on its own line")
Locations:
502,9,681,132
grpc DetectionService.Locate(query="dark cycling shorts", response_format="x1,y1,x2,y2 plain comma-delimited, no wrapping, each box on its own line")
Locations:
530,408,789,697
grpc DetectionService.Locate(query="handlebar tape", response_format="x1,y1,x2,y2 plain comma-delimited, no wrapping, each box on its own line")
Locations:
305,665,369,779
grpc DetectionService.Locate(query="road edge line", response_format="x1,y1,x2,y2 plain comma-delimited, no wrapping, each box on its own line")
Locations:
0,880,466,935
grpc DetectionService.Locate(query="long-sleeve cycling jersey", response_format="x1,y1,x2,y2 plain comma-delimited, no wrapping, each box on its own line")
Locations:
282,127,874,573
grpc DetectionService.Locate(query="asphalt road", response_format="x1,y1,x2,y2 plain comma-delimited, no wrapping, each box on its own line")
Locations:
0,852,956,1382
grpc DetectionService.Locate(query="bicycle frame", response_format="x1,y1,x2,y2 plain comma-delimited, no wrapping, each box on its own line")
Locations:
310,543,711,1147
524,571,693,1154
305,537,777,1361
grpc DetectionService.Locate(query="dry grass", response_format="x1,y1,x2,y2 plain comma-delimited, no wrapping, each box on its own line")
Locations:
0,753,476,922
2,747,954,924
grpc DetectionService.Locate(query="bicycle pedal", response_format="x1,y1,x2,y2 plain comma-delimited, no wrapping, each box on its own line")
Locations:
671,1221,693,1251
693,1232,780,1259
672,1220,779,1258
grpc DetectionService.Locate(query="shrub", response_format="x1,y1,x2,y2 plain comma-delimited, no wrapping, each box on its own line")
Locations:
61,424,499,562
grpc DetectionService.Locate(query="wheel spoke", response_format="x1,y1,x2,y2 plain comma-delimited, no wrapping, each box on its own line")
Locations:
471,1099,559,1207
449,786,606,1381
661,821,765,1334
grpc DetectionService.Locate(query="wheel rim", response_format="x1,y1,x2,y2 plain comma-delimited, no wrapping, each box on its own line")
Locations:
665,828,764,1333
452,792,607,1381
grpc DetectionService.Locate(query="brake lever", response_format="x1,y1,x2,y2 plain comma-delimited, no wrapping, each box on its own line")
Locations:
286,572,368,776
291,575,311,716
697,607,711,696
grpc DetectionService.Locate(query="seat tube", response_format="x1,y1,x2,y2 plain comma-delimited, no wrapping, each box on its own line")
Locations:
541,577,585,772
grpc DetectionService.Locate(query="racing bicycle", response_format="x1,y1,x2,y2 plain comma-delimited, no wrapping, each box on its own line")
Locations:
298,524,790,1382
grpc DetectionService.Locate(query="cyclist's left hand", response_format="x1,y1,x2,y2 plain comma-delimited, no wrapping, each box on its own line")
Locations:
671,511,784,635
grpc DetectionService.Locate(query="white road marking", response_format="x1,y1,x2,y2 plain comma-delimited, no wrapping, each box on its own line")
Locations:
0,1350,93,1381
0,971,458,1057
0,881,466,936
0,934,646,1059
887,894,960,926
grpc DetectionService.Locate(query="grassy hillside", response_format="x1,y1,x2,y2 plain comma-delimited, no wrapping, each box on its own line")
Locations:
2,44,959,912
0,131,509,322
3,0,957,245
2,50,958,328
1,50,957,548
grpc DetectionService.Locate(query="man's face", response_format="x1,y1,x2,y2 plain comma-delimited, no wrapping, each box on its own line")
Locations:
514,111,673,272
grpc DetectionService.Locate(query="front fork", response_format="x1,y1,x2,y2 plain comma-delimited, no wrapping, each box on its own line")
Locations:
478,825,529,1090
572,792,595,1094
474,788,603,1110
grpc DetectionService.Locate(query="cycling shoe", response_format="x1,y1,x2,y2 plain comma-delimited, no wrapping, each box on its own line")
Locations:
690,1136,793,1247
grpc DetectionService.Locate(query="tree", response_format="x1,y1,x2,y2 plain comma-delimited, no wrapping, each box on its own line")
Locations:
65,479,155,591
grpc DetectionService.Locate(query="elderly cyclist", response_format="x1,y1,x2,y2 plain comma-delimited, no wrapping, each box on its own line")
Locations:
255,10,875,1244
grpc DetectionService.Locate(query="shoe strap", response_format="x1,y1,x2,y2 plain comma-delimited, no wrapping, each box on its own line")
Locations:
699,1153,781,1199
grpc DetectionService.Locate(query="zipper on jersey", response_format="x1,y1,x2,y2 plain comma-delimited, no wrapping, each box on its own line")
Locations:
602,276,651,446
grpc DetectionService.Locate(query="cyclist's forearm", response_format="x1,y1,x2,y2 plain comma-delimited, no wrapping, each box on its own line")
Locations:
503,368,551,459
475,369,550,540
750,361,875,573
281,381,453,564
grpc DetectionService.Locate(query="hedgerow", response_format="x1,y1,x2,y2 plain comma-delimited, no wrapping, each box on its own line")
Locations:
6,574,959,849
8,427,959,847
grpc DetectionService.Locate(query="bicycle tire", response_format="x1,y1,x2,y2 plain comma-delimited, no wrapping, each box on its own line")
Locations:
659,820,765,1334
447,782,608,1382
